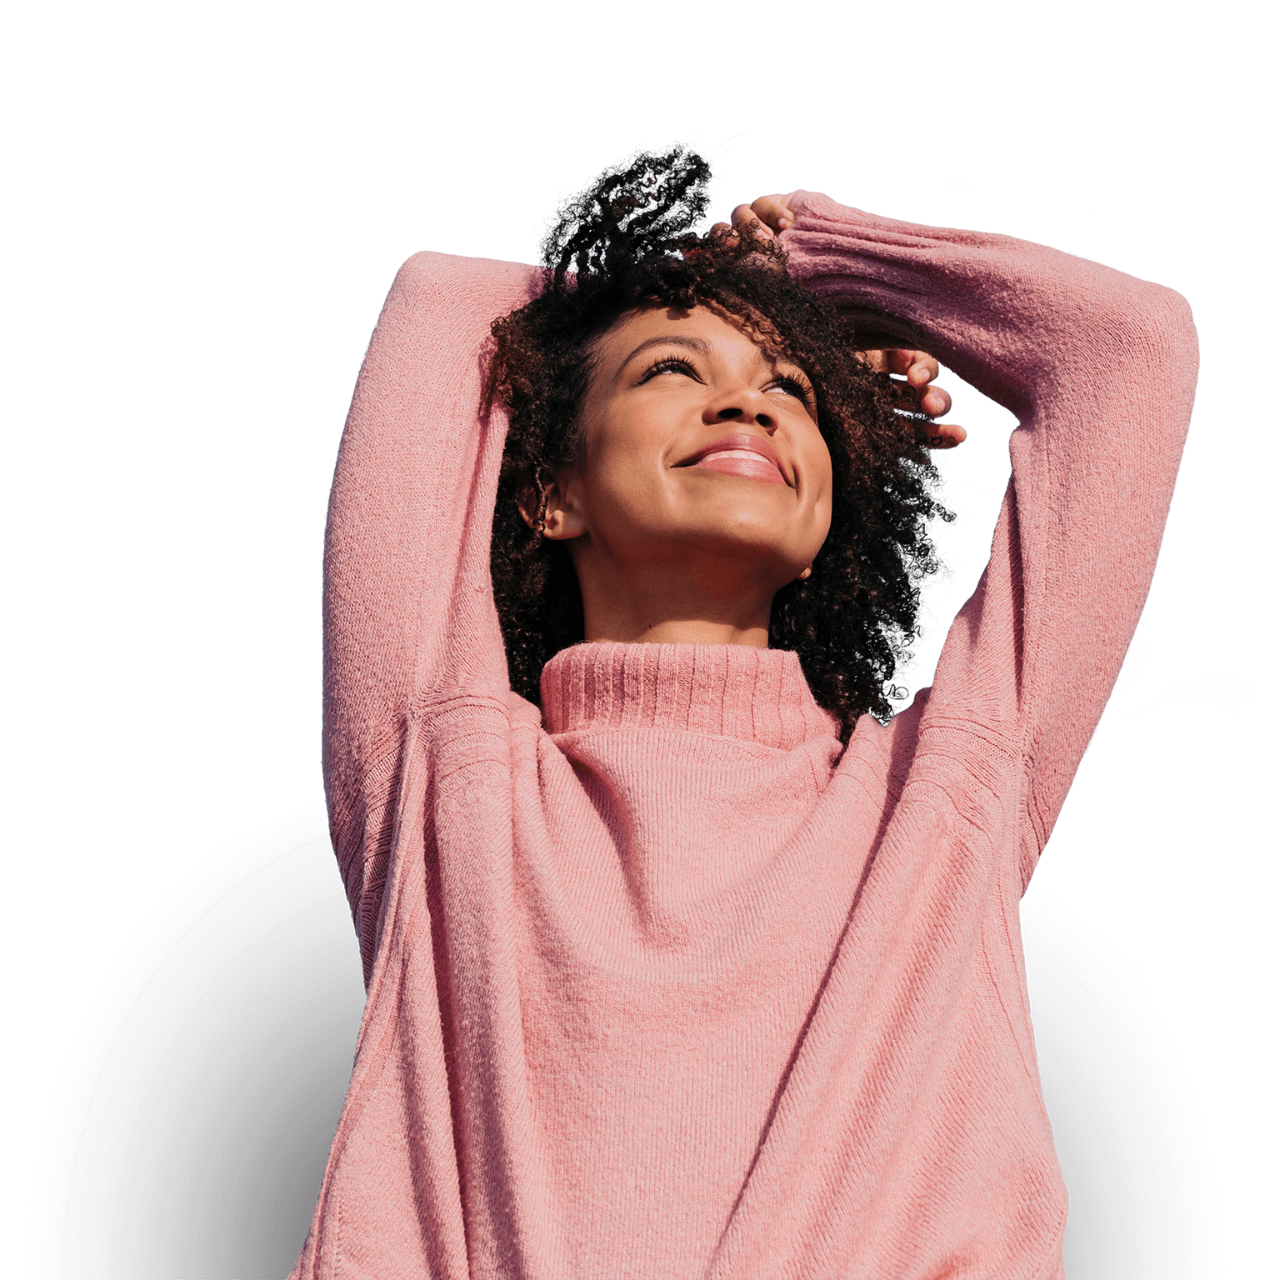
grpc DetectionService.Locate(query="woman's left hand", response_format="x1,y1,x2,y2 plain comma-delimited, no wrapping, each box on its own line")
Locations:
867,348,967,449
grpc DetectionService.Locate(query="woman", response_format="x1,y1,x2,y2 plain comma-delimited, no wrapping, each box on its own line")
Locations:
293,150,1197,1280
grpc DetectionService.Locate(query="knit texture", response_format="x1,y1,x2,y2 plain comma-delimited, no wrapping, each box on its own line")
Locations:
291,196,1197,1280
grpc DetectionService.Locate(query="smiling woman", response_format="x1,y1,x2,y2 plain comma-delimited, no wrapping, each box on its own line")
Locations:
488,151,954,736
295,149,1197,1279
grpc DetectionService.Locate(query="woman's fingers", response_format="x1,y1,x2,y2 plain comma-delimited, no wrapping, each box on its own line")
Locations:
716,192,803,244
923,421,968,449
750,194,795,232
726,195,796,243
919,383,952,418
876,347,965,447
730,203,774,241
886,349,952,417
888,348,939,385
752,189,803,230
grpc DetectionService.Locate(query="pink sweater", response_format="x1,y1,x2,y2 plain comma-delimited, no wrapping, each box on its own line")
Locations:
291,194,1197,1280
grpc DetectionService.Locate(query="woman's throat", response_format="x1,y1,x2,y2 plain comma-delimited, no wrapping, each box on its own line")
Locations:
692,449,787,485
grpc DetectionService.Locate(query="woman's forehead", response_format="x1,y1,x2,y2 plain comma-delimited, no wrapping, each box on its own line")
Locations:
595,302,796,373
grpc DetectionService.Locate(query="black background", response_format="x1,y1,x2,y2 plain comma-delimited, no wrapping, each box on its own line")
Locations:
170,102,1239,1280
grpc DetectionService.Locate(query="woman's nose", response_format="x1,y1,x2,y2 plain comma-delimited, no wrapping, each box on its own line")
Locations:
706,387,776,430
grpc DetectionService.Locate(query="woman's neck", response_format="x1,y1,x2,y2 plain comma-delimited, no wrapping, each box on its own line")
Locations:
574,555,774,648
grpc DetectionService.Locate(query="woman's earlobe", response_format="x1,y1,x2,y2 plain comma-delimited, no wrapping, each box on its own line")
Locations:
541,502,585,541
797,565,813,582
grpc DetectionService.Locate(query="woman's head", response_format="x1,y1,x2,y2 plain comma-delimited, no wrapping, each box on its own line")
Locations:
537,301,835,643
487,148,948,739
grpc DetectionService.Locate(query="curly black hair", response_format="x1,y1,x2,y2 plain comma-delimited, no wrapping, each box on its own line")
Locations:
486,147,949,741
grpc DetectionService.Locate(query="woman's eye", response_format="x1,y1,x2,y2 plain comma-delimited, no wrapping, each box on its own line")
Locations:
640,357,699,382
637,357,810,405
771,376,812,402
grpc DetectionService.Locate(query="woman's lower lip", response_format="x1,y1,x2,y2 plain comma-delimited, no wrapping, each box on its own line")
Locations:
691,452,787,485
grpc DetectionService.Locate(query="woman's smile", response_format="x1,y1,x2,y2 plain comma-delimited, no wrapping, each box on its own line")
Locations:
678,433,789,485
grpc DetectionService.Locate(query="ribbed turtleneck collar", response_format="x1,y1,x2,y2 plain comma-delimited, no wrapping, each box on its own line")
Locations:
540,643,838,751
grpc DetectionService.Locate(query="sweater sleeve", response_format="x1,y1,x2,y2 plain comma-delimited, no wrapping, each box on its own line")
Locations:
322,251,539,952
780,194,1198,886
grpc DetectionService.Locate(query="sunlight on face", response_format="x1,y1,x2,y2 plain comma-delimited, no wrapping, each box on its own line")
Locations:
534,303,834,647
552,304,832,581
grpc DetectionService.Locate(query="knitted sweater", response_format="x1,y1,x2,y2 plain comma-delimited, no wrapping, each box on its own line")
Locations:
290,193,1197,1280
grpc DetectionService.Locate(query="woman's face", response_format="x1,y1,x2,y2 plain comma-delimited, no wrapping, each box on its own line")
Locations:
543,304,833,619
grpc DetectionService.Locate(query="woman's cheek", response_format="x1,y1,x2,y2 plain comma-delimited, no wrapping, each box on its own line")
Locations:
586,447,669,538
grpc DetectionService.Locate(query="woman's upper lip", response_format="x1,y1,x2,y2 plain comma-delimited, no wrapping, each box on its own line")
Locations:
676,433,790,484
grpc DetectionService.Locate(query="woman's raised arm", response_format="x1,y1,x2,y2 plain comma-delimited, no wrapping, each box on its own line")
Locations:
778,193,1198,886
322,251,537,960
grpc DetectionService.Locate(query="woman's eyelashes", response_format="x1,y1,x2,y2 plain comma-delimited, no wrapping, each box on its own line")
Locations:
771,375,813,405
637,356,813,407
638,355,701,384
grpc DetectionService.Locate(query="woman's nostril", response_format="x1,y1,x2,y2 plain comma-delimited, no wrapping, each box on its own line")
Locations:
718,407,742,420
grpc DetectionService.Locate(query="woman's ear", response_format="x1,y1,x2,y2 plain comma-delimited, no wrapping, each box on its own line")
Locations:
517,471,587,541
797,565,813,582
